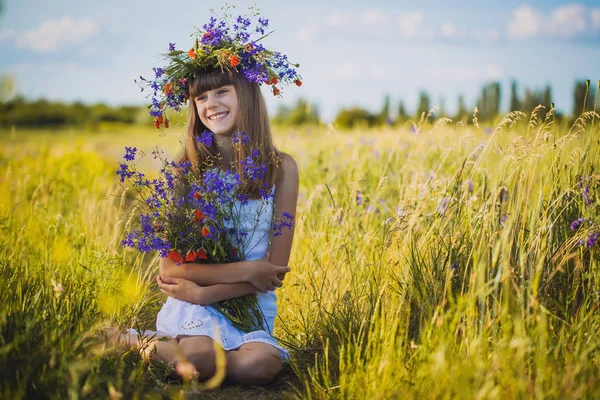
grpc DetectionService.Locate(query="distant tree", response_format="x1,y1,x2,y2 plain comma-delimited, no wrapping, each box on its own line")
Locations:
334,107,378,129
572,80,597,117
439,97,446,118
455,94,468,122
509,80,521,112
476,81,501,122
542,85,552,109
0,75,15,102
378,94,391,125
397,100,408,124
272,98,320,125
415,90,431,122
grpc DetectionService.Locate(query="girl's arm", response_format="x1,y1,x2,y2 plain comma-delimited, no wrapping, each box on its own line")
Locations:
157,154,299,304
269,153,299,268
157,276,257,306
159,254,289,291
160,153,298,290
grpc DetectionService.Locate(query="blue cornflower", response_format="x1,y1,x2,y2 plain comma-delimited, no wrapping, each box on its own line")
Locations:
356,191,363,205
124,146,137,161
116,163,134,182
197,130,214,147
154,68,164,78
240,154,267,181
272,211,294,237
122,231,138,247
570,218,586,231
169,42,176,51
583,183,591,206
586,231,598,249
232,131,249,145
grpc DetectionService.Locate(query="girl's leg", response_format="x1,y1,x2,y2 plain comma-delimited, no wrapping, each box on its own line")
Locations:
177,335,219,381
225,342,283,385
177,336,283,385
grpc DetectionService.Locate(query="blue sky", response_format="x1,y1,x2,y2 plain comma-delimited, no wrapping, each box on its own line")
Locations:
1,0,599,121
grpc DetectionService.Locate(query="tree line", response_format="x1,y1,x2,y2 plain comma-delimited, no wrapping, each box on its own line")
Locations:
0,80,597,129
333,79,598,129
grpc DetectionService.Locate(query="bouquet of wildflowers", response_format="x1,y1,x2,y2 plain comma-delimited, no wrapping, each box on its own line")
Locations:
134,6,302,129
117,131,294,332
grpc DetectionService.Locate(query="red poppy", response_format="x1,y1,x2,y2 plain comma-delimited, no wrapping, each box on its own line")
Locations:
202,226,210,237
157,116,163,124
295,79,302,87
185,250,197,262
154,120,160,129
273,87,280,96
230,55,241,67
193,192,201,200
188,48,196,59
168,250,182,262
268,76,278,85
197,248,208,260
164,82,172,95
194,209,205,224
164,118,169,128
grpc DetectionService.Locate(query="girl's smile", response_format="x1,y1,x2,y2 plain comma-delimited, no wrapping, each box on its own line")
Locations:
195,85,239,135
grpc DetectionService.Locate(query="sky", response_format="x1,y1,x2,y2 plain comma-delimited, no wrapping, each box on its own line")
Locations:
1,0,599,121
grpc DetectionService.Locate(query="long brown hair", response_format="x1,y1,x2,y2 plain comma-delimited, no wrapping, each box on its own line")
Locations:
175,68,280,198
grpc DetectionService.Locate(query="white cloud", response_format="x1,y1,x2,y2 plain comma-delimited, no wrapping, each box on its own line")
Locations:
591,9,600,31
326,11,353,28
507,5,542,39
508,4,600,39
398,12,424,38
548,4,587,38
331,63,363,81
295,23,320,42
441,23,465,38
15,17,98,51
360,10,390,26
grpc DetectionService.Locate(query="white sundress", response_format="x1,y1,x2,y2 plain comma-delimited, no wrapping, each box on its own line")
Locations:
129,188,290,360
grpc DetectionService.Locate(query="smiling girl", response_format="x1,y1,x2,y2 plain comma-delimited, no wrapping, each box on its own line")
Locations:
104,11,301,385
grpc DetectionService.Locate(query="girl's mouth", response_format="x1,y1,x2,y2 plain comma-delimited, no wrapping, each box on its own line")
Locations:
208,112,229,121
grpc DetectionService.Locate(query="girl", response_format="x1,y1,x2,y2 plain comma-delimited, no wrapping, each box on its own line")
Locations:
106,69,299,385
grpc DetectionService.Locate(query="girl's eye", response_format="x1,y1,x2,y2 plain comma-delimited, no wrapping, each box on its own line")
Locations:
196,95,207,101
218,89,228,95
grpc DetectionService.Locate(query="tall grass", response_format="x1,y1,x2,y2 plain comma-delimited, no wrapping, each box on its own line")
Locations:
0,108,599,398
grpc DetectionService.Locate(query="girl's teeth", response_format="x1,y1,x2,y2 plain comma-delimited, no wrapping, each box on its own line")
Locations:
210,113,227,120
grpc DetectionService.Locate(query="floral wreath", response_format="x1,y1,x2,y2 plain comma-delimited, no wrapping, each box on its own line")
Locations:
136,6,303,129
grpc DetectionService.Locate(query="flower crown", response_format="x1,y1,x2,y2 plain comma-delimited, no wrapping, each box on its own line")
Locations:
136,6,302,129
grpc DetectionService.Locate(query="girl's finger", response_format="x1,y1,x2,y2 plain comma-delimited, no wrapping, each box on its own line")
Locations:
161,275,179,284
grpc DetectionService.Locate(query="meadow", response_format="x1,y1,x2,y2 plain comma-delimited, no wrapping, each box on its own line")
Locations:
1,107,599,399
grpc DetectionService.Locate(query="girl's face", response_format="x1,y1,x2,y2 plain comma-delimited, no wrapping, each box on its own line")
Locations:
194,84,239,136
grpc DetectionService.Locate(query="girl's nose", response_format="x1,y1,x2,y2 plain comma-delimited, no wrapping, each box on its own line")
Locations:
206,95,219,109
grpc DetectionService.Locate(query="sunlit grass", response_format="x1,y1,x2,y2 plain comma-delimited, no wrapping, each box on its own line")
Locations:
1,109,599,398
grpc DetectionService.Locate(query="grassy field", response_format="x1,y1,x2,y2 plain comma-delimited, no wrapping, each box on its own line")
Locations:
1,108,599,399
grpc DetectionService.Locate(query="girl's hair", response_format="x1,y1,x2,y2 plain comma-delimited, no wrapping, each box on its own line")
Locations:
176,68,280,197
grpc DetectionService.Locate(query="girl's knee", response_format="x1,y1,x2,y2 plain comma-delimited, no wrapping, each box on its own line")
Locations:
237,351,282,384
178,337,217,379
184,348,216,379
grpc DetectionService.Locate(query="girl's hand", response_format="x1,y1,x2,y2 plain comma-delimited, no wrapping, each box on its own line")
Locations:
246,252,291,293
157,275,203,304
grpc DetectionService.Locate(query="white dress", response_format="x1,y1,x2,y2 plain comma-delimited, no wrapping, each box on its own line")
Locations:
129,190,289,360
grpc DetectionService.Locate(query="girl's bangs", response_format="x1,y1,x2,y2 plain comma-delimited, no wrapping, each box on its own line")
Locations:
189,69,235,98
